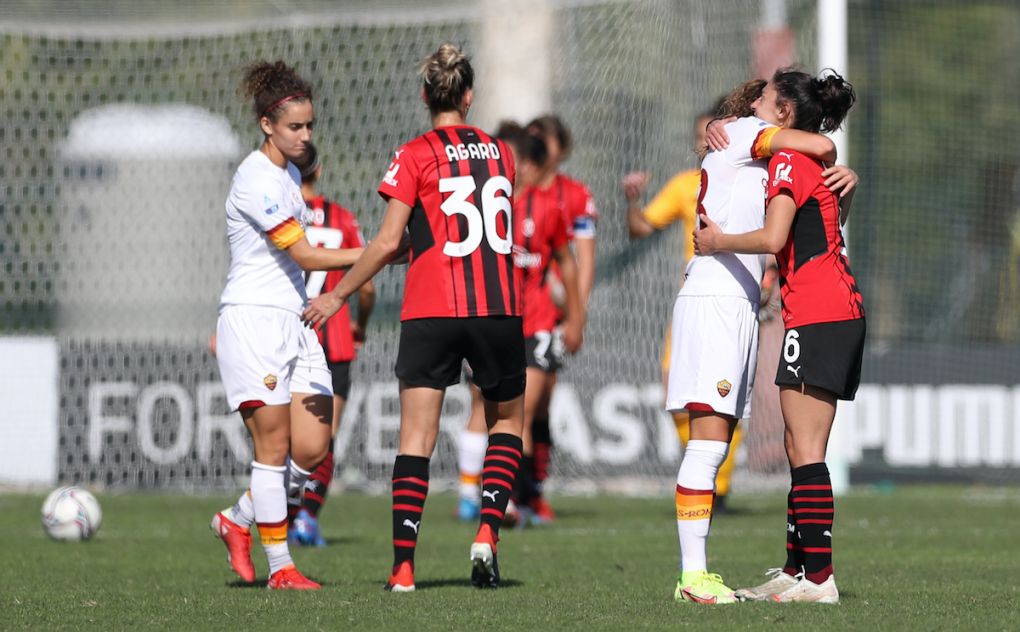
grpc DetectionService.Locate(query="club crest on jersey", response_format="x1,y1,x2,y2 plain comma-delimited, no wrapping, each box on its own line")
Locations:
263,374,278,391
522,218,536,237
716,379,732,398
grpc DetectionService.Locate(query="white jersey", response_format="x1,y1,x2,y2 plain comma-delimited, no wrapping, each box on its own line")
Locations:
680,116,778,302
219,150,309,315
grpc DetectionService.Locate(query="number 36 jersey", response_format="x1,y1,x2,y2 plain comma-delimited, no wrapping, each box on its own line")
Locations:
378,125,521,321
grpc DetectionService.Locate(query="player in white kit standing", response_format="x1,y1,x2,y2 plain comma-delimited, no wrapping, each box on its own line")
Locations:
210,60,363,590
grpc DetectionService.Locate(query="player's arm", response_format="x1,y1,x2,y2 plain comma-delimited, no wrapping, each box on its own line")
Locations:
693,193,796,255
551,243,586,354
621,171,656,239
574,236,596,306
768,128,836,163
303,197,411,329
286,238,363,271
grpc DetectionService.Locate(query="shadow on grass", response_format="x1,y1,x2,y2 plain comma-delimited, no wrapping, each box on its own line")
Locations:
414,577,524,590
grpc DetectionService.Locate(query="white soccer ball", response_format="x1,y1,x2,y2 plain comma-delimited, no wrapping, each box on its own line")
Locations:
41,486,103,541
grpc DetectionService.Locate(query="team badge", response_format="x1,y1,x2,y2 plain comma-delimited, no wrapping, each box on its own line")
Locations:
522,218,535,237
263,374,278,391
716,379,732,397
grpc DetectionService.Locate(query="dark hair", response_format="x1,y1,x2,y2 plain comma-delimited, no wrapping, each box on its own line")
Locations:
420,43,474,115
295,141,320,183
772,67,855,133
718,79,766,118
495,121,548,167
241,60,313,122
526,115,573,160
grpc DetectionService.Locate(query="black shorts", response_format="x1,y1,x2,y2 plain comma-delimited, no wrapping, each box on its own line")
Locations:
775,318,866,400
525,329,564,373
328,360,352,400
396,317,526,402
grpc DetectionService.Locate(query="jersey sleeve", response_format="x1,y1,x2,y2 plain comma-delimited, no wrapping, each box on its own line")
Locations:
570,184,598,240
766,151,813,208
750,126,780,161
642,169,699,229
377,144,420,207
236,179,305,250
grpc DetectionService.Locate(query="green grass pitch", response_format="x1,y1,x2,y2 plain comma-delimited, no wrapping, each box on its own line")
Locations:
2,486,1018,630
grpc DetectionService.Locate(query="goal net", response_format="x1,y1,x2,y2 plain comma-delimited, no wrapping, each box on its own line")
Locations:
2,0,824,492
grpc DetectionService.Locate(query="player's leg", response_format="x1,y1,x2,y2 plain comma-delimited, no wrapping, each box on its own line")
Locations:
386,318,461,592
294,361,351,546
465,316,526,588
238,404,318,590
770,384,839,604
386,384,445,591
515,366,549,524
713,423,742,513
456,380,488,522
529,370,556,523
674,411,738,604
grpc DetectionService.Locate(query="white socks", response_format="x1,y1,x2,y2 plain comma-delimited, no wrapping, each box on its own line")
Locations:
225,489,256,528
287,458,313,508
675,440,729,574
458,429,489,502
250,461,293,575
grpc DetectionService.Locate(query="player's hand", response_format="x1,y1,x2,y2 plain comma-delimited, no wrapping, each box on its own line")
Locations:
822,165,859,197
621,171,650,203
563,319,584,355
692,214,722,256
705,117,736,151
352,322,366,349
303,292,345,330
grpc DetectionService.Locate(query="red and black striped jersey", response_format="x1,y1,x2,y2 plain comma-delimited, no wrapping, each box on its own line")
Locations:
378,125,520,320
766,150,865,328
513,184,569,337
303,195,367,362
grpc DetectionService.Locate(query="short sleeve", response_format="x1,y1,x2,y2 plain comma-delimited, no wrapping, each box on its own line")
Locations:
570,184,598,239
642,169,699,229
766,151,812,208
235,178,305,250
378,144,420,207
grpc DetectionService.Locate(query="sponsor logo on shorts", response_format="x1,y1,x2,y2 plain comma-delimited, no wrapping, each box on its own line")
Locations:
716,379,732,397
263,374,278,391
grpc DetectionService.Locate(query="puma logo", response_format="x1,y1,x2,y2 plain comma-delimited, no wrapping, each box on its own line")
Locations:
823,530,832,538
787,365,802,378
402,519,420,534
482,490,499,503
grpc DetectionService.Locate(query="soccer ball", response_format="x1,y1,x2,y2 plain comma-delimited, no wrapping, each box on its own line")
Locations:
41,486,103,541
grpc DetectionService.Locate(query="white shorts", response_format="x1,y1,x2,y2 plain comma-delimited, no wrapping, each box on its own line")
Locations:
665,295,758,419
216,305,333,411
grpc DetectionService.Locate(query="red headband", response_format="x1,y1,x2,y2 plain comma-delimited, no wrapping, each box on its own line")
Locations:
260,92,309,118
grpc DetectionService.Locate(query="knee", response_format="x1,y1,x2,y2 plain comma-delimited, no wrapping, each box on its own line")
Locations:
290,440,329,471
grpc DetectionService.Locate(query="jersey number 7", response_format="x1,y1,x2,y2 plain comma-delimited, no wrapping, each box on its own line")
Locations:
304,226,343,298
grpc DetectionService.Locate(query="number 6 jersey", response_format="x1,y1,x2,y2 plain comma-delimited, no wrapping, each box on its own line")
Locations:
378,125,520,321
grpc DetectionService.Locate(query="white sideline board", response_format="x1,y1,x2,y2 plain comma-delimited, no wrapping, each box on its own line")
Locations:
0,336,59,486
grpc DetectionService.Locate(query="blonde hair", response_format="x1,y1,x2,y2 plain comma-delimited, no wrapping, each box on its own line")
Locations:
419,43,474,115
